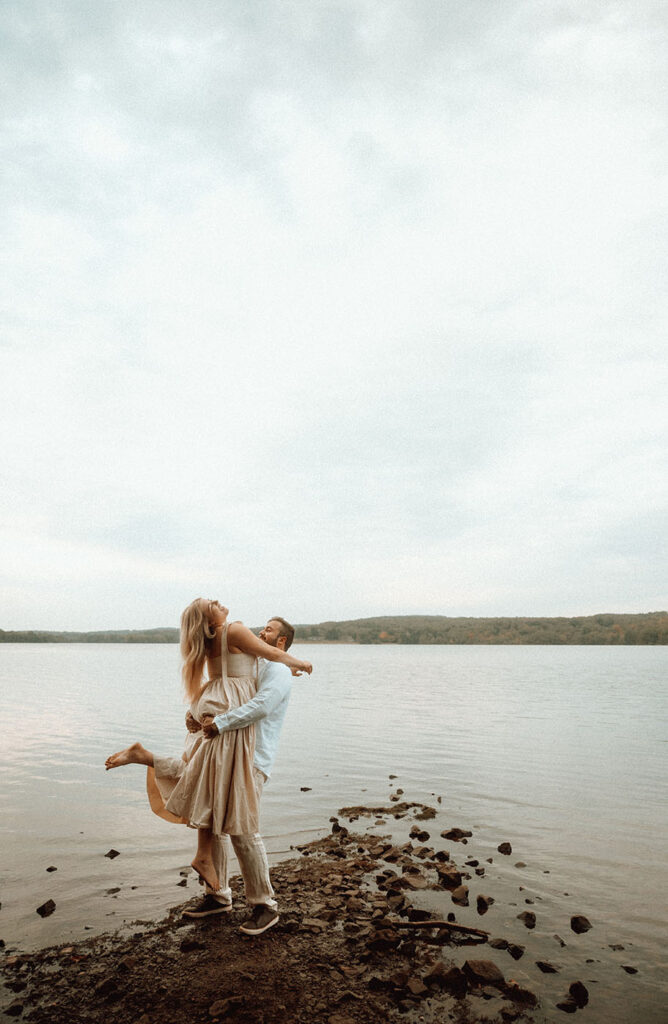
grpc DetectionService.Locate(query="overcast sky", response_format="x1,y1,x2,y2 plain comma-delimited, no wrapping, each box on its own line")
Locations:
1,0,666,631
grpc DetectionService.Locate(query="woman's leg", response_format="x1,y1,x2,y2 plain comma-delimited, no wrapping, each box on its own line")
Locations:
105,742,154,770
191,828,220,892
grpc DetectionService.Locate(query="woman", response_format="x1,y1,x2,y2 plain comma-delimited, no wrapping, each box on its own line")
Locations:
105,597,312,892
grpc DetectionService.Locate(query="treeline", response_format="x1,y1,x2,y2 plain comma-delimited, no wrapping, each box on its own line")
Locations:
1,612,667,645
293,612,668,645
0,628,179,644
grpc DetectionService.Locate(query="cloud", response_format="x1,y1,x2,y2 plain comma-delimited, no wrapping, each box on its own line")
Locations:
1,0,666,628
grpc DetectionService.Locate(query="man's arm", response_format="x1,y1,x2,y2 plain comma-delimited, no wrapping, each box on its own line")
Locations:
202,665,292,738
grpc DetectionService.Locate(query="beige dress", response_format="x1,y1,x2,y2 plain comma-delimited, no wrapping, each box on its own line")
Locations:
146,622,260,836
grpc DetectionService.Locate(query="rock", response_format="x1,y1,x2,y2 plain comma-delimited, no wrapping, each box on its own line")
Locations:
514,861,526,868
180,938,205,952
475,867,486,876
507,944,525,960
300,786,312,792
451,885,469,906
441,827,472,841
367,928,400,951
106,887,121,895
463,960,505,987
6,1002,23,1017
489,938,508,950
36,899,56,918
405,977,428,996
504,983,537,1007
209,996,244,1016
569,981,589,1007
609,943,624,951
621,965,638,974
554,934,567,947
556,998,578,1013
497,842,512,855
536,960,558,973
516,911,536,929
424,963,468,997
301,918,327,932
570,914,592,934
95,977,118,998
436,865,462,890
465,859,479,866
476,894,494,915
177,878,187,887
46,866,57,872
104,849,120,859
366,974,388,991
389,774,397,779
403,872,428,890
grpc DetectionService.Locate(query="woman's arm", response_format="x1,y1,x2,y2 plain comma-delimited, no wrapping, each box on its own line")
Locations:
227,622,312,675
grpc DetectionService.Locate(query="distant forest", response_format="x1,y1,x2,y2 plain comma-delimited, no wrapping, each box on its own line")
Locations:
1,612,666,645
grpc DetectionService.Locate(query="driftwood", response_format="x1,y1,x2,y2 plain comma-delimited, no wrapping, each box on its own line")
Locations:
394,920,489,938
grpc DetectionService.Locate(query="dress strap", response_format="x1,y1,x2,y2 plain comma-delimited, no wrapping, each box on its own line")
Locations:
220,622,229,685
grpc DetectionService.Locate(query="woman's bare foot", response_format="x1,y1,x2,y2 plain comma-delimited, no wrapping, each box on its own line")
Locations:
191,857,220,893
105,742,153,771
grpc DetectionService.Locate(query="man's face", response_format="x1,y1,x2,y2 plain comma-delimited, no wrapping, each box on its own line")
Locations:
259,619,284,648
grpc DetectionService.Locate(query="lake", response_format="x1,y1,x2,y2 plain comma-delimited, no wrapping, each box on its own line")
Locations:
0,643,666,1022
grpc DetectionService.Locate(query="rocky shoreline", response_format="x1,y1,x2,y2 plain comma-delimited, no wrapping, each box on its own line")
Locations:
1,799,624,1023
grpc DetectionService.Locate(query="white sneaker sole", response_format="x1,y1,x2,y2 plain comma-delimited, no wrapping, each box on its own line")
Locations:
239,914,279,935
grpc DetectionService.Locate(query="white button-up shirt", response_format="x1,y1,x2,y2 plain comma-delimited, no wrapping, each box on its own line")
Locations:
213,659,293,778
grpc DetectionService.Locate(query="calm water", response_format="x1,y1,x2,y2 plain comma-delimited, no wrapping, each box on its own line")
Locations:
0,643,666,1022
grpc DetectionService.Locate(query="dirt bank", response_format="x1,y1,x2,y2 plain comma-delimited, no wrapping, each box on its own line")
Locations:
2,803,597,1024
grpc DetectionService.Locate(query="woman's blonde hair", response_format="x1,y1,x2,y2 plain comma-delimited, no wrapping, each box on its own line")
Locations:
180,598,216,702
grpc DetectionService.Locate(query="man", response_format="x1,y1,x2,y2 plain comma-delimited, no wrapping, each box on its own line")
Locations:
182,616,298,936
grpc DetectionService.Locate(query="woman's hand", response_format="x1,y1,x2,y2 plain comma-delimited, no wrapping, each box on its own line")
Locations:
185,711,201,733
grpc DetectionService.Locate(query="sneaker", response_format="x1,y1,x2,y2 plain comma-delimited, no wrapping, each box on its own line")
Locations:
239,904,279,935
182,895,233,918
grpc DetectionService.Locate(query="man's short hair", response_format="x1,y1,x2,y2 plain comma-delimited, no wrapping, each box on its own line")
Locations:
270,616,295,650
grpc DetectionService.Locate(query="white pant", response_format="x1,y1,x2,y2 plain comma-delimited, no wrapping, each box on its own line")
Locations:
207,766,277,911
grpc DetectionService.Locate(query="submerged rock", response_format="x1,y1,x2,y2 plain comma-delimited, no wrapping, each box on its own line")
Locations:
570,915,592,934
36,900,56,918
516,911,536,929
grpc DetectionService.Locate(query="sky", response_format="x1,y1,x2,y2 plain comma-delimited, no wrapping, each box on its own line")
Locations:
1,0,666,631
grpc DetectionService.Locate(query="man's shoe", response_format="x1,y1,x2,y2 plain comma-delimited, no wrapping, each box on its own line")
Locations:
239,904,279,935
182,895,233,918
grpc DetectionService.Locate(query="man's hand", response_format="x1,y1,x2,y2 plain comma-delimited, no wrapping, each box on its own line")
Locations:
201,714,219,739
293,660,313,676
185,711,201,734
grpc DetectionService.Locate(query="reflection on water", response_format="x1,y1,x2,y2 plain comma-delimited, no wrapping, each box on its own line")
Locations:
0,643,666,1022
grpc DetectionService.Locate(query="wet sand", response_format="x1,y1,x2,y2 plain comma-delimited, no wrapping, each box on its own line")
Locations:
1,795,631,1024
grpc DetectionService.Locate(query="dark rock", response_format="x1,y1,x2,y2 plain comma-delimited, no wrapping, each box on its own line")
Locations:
209,996,244,1016
46,866,57,872
300,787,312,792
609,943,624,951
556,998,578,1013
6,1002,23,1017
463,959,505,987
475,867,486,876
367,974,388,991
95,977,118,998
489,938,509,950
451,885,469,906
106,887,121,895
389,774,397,779
554,934,567,947
536,960,558,973
177,878,187,887
179,939,205,952
436,865,463,890
517,911,535,929
104,849,120,859
504,983,537,1007
507,944,525,960
433,849,450,862
514,862,526,868
36,899,56,918
569,981,589,1006
570,914,592,934
441,827,472,841
405,977,428,997
367,928,400,951
465,859,479,867
621,965,638,974
424,963,468,998
476,894,493,915
497,842,512,855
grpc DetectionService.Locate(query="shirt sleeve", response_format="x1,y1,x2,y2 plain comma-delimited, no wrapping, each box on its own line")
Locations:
213,663,292,734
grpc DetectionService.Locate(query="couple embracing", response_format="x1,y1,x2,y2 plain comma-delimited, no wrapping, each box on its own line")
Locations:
105,598,313,936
